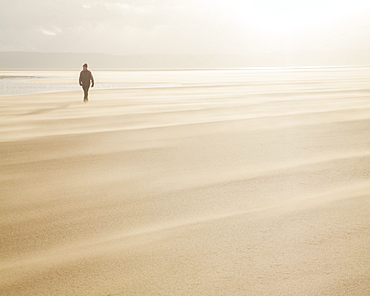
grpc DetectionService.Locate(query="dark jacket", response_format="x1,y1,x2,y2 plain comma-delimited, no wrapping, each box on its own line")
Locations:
79,70,94,86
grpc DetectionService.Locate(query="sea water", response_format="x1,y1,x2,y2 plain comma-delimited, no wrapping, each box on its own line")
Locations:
0,67,369,97
0,70,179,96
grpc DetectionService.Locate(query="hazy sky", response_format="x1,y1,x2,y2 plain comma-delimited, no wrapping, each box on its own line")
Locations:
1,0,370,55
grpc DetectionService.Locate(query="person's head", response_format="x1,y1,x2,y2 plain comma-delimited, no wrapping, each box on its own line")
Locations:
83,63,88,70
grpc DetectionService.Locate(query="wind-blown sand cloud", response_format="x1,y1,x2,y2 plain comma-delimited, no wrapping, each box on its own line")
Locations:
0,68,369,295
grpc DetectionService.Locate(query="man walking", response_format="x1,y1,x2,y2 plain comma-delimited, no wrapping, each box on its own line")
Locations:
79,63,94,103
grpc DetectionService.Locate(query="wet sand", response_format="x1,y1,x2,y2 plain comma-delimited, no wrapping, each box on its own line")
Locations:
1,69,370,295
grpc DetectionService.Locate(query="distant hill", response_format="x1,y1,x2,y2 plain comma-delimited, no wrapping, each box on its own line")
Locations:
0,51,369,69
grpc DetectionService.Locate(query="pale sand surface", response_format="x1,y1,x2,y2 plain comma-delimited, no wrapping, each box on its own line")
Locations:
1,69,370,295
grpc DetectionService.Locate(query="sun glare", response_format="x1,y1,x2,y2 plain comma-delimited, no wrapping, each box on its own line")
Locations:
219,0,369,37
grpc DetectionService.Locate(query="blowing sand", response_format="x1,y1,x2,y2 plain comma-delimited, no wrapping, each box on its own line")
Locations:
0,68,370,295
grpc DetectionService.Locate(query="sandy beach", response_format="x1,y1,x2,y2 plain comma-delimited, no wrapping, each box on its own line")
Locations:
1,68,369,295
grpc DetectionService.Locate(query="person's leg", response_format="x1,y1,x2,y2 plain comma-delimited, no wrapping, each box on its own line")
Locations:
82,86,86,102
83,85,90,102
84,88,88,101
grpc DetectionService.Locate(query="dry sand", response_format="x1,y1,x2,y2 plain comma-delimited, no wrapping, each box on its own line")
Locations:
0,69,370,295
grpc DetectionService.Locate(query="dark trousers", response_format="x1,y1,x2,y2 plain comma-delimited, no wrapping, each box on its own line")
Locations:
82,85,90,101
